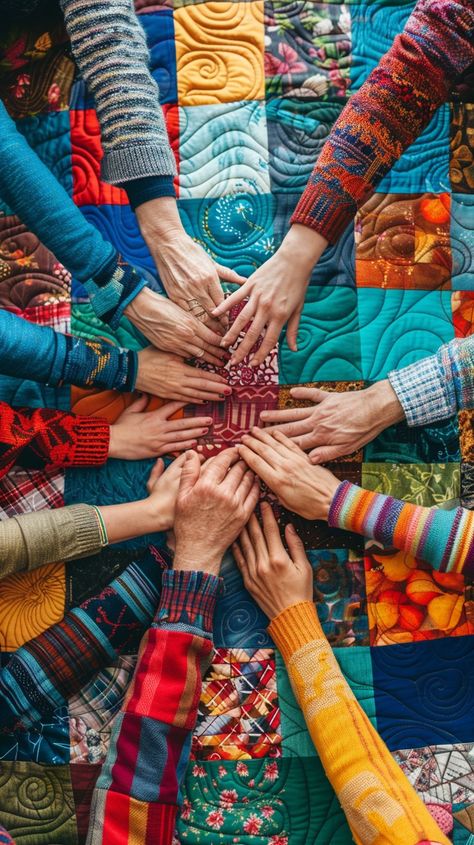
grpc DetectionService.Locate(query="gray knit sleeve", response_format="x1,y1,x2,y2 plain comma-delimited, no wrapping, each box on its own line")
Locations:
60,0,177,183
0,505,104,579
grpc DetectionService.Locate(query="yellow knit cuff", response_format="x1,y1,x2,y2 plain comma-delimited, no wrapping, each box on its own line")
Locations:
268,602,323,663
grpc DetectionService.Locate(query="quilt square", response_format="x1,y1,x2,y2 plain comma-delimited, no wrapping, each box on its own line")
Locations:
140,9,177,103
70,764,101,845
264,1,351,100
70,109,128,206
372,634,474,749
0,706,70,765
365,544,474,647
178,193,276,276
310,549,369,646
349,0,413,90
213,551,271,649
80,204,156,275
452,291,474,338
461,462,474,509
0,563,65,652
192,648,281,760
276,650,316,758
355,193,451,290
279,286,361,384
0,467,64,518
451,194,474,290
361,462,461,508
459,410,474,464
450,103,474,194
16,111,73,196
357,289,455,380
65,548,148,609
71,301,148,350
174,1,265,106
0,761,77,844
178,100,270,198
393,743,474,806
363,417,460,465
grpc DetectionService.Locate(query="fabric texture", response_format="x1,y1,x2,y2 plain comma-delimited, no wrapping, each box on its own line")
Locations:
292,0,474,242
389,336,474,427
0,503,103,579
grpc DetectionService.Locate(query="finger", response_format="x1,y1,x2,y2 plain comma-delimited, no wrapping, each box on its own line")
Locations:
286,302,303,352
222,459,247,493
166,439,199,452
221,300,256,349
202,447,239,483
247,511,267,557
234,527,255,575
195,320,227,348
183,388,227,402
127,393,149,414
212,284,250,317
215,264,247,286
262,419,313,439
238,468,257,502
242,428,291,468
146,457,165,493
187,346,227,367
231,314,268,366
237,444,279,490
285,523,309,566
165,416,212,431
232,541,249,580
190,368,227,385
260,406,312,425
242,479,261,520
249,322,281,367
290,386,329,403
159,400,187,420
178,450,201,497
163,452,188,477
260,501,285,559
253,427,302,464
271,429,309,460
309,445,342,464
165,426,209,442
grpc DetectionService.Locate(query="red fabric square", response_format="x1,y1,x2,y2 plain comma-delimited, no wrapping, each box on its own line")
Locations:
70,109,128,206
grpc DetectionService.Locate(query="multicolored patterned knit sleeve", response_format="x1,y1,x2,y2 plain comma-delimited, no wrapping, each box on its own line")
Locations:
269,602,449,845
60,0,177,191
0,403,110,478
0,825,15,845
329,481,474,578
0,310,137,393
388,336,474,427
291,0,474,242
86,568,221,845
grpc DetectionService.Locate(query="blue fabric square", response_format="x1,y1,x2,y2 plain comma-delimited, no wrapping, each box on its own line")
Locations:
140,10,177,104
350,0,415,90
358,289,455,380
452,194,474,290
0,707,70,765
79,204,156,277
372,635,474,749
377,106,450,194
16,112,73,196
213,551,271,648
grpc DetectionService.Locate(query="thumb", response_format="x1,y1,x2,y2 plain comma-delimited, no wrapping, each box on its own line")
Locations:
126,393,149,414
160,400,186,420
290,386,328,404
216,263,247,286
178,450,201,498
309,445,339,464
286,303,303,352
146,457,165,493
285,523,308,565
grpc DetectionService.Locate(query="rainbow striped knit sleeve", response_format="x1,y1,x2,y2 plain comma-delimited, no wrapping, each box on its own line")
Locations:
329,481,474,578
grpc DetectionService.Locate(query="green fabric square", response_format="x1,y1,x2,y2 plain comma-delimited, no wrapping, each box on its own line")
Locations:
334,646,377,728
0,761,77,844
71,302,148,350
362,462,461,507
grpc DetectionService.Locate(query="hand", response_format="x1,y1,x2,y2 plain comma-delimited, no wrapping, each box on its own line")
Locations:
173,448,260,574
108,395,213,459
125,286,229,367
212,226,328,366
136,197,245,330
238,428,340,520
233,503,313,620
260,381,405,463
145,452,204,530
136,347,231,403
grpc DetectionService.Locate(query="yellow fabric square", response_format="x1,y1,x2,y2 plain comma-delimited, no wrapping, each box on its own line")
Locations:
175,1,265,106
0,563,65,651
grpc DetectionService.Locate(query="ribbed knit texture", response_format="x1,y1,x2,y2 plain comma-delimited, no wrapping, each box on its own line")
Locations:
292,0,474,242
329,481,474,578
87,568,220,845
59,0,177,185
0,504,103,579
63,335,137,392
83,261,148,329
0,546,168,729
124,175,176,211
269,602,449,845
389,336,474,427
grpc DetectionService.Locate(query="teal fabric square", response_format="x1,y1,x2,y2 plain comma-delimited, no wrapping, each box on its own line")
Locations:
279,286,361,384
358,289,454,380
364,417,461,464
334,645,377,728
16,112,73,196
350,0,415,89
452,194,474,290
377,106,450,194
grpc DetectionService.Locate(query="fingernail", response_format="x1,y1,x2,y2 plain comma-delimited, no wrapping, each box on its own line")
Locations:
218,393,226,399
250,358,257,367
224,388,232,395
205,418,213,423
220,339,228,348
201,428,208,434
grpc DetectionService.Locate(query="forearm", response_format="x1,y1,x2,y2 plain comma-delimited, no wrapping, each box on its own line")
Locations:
269,603,449,845
292,0,474,242
0,504,104,579
329,481,474,578
60,0,176,190
87,568,220,845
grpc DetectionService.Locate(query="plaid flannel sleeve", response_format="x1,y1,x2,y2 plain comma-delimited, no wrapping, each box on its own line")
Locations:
388,336,474,426
86,569,221,845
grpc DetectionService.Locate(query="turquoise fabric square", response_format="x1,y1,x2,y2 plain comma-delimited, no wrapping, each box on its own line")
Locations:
350,0,414,89
16,112,73,196
452,194,474,290
279,286,361,384
364,417,461,464
358,289,454,380
377,106,450,194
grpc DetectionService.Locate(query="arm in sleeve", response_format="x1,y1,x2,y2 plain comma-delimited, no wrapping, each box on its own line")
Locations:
0,100,147,326
87,569,221,845
329,480,474,579
0,403,110,478
0,504,104,580
60,0,177,200
388,336,474,426
292,0,474,242
269,602,450,845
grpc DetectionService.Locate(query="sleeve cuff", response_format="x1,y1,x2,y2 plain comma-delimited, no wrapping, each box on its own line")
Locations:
155,569,222,635
101,144,177,186
123,175,176,211
85,262,148,329
388,352,453,426
268,602,322,663
68,416,110,466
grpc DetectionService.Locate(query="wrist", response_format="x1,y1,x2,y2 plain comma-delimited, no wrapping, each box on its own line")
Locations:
174,543,223,576
367,380,405,429
108,424,124,459
278,224,328,274
135,196,184,239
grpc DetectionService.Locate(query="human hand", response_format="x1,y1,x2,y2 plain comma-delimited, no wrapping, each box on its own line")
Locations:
108,395,213,459
125,287,229,367
173,448,260,574
136,346,231,403
145,452,205,531
212,226,328,366
136,197,245,330
260,381,405,463
233,503,313,620
238,428,340,520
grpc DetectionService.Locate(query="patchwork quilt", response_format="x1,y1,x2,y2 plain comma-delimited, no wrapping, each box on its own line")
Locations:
0,1,473,842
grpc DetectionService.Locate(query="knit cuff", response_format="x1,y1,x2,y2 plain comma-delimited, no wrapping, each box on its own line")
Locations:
85,261,148,329
123,175,176,211
388,352,453,427
155,569,222,635
67,504,106,556
101,144,177,186
268,602,323,663
290,182,358,245
328,480,361,529
70,417,110,466
62,335,137,392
